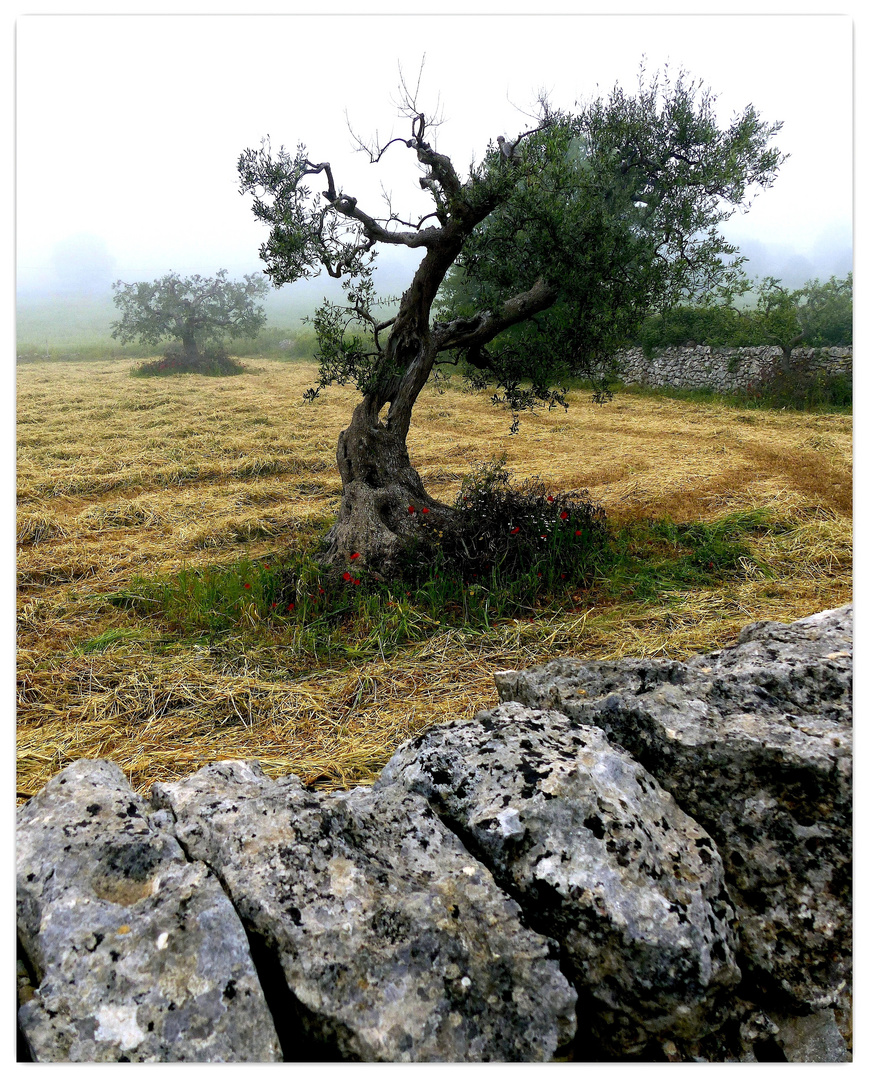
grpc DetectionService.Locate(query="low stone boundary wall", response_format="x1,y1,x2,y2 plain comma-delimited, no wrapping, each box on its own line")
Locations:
615,345,852,394
17,607,852,1063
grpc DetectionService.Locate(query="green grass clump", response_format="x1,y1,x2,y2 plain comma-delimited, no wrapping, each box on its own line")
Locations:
72,627,155,655
600,510,774,602
107,495,775,666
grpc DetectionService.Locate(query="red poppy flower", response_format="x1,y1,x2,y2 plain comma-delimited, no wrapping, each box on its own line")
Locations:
540,535,547,540
560,511,569,520
263,564,270,570
350,552,361,560
422,507,430,514
547,495,554,502
287,602,295,611
575,530,583,537
271,602,278,609
244,583,251,589
352,578,361,585
408,505,415,513
342,571,352,581
510,526,520,535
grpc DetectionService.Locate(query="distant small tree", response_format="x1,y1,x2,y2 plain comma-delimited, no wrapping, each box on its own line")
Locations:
111,269,269,361
749,273,853,363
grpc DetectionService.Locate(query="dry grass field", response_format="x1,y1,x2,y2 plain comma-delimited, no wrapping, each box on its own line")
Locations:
16,358,852,802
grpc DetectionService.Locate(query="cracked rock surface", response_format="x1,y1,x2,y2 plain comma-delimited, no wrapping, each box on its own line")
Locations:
380,702,741,1056
16,759,281,1062
493,604,852,1011
152,760,576,1062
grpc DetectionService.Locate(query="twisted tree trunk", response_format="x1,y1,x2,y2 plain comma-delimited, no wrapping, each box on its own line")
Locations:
320,393,449,577
320,249,457,577
319,261,560,578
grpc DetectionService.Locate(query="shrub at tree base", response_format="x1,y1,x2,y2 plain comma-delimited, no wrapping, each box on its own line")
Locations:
261,463,611,631
132,346,249,378
395,458,608,588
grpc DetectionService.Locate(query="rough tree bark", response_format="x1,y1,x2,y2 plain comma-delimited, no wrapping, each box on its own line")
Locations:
320,226,462,571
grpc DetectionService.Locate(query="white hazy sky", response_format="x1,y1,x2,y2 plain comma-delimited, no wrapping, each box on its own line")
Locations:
15,5,854,298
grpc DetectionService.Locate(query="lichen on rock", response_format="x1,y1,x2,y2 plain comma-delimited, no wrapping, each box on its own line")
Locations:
151,760,576,1061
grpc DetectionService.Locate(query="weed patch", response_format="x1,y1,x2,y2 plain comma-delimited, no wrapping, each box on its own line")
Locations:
738,366,852,411
108,489,773,664
612,374,852,414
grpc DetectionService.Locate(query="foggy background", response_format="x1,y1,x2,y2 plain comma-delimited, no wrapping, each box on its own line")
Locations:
15,11,853,340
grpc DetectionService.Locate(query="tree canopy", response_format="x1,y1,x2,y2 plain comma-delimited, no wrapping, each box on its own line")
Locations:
748,274,853,358
436,71,785,417
636,273,852,357
111,269,269,360
238,67,785,573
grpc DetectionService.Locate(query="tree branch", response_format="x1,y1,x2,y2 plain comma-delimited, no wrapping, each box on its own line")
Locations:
432,278,560,355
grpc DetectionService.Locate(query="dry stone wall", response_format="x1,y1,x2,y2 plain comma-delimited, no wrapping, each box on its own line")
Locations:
17,606,853,1063
615,345,852,394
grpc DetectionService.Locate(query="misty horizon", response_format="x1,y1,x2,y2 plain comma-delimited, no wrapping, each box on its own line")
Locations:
16,228,853,323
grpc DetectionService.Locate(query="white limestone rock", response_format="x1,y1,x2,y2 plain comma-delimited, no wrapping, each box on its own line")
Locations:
16,759,281,1062
152,760,576,1062
380,701,741,1056
494,605,852,1013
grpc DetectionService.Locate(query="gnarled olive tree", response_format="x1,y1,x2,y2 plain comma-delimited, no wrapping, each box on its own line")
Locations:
238,70,784,577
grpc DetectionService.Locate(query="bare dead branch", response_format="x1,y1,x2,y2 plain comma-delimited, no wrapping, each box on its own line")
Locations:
392,57,443,133
396,58,426,117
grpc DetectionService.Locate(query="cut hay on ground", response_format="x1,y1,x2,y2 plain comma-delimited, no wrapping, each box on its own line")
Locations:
17,359,852,801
